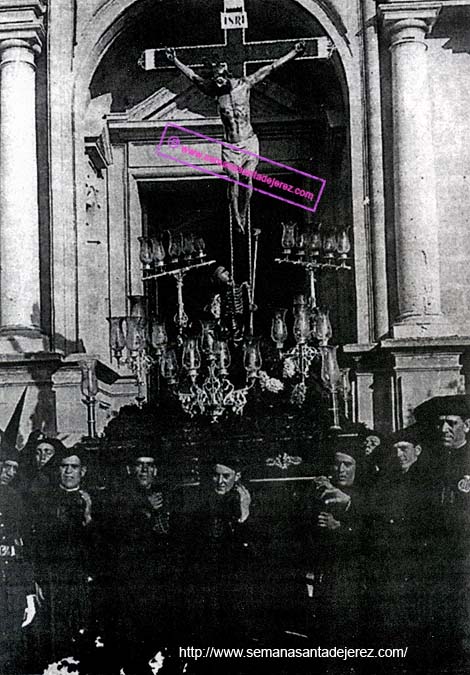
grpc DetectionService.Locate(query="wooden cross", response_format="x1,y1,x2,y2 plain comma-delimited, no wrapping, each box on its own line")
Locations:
138,1,333,76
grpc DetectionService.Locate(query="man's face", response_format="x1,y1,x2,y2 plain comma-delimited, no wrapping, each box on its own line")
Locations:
212,463,240,496
395,441,421,473
212,65,230,91
36,442,55,469
364,435,381,456
59,454,86,490
436,415,470,450
130,457,157,489
333,452,356,488
0,460,18,485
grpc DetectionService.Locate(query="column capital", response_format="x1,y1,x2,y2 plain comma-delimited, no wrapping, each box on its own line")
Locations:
0,0,45,54
378,2,442,35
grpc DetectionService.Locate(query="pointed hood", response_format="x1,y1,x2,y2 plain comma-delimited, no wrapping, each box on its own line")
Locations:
3,387,27,450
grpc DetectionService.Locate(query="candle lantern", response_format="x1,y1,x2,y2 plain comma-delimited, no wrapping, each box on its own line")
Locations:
214,339,231,376
151,237,166,270
281,222,296,258
182,337,202,380
138,237,153,270
293,295,311,345
108,317,126,364
243,337,262,378
161,348,178,385
271,308,288,350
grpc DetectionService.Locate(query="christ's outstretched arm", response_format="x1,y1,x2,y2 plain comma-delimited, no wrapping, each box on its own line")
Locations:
245,41,305,87
165,48,212,93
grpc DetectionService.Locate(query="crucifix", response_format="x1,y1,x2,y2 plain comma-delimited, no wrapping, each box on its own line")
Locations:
139,0,332,230
139,0,333,333
165,41,305,236
138,1,332,76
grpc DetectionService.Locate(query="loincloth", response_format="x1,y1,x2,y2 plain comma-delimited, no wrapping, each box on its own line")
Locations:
222,134,259,171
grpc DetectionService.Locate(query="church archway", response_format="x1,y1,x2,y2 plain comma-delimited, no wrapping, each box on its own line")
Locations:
74,0,369,334
69,0,375,437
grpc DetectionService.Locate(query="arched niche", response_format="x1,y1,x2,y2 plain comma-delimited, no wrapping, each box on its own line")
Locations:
70,0,369,353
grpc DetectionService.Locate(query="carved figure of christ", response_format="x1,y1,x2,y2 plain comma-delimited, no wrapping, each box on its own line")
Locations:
165,42,305,234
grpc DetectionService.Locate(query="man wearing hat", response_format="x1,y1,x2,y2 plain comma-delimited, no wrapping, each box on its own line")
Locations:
414,395,470,659
414,394,470,456
367,425,435,651
413,395,470,554
33,443,96,664
175,450,253,644
123,448,171,537
18,433,65,501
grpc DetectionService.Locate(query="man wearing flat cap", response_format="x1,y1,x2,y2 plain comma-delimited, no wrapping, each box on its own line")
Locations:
414,395,470,512
414,394,470,454
367,425,436,650
414,395,470,659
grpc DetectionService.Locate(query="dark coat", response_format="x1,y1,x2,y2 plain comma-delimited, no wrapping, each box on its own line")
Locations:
368,459,436,566
0,484,35,670
32,486,97,661
33,486,96,578
433,441,470,654
0,483,33,587
174,485,253,579
366,458,437,646
174,485,254,644
97,479,174,668
438,441,470,558
302,484,367,643
104,479,171,579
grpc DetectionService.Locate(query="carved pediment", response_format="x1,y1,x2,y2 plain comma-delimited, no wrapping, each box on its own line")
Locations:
123,77,217,121
115,76,320,123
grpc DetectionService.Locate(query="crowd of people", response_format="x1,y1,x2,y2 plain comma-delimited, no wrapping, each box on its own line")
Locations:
1,394,470,674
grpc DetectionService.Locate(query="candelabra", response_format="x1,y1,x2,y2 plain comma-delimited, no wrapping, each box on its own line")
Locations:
108,296,168,405
158,321,262,422
279,221,351,270
106,221,351,427
139,233,215,343
272,221,351,426
138,231,207,276
271,294,321,406
108,231,215,404
138,231,269,421
271,296,343,425
143,261,215,343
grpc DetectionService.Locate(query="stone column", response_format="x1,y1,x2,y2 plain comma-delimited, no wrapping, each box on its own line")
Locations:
380,3,450,338
363,0,389,340
0,2,46,348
